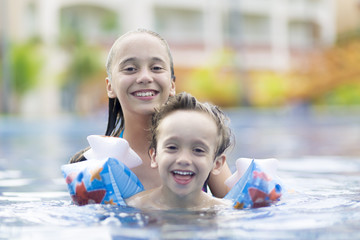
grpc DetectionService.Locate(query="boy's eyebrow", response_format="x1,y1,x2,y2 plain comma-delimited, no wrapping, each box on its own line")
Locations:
163,137,211,150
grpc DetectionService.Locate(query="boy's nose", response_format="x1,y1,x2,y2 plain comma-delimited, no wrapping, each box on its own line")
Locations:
136,68,153,84
176,151,192,166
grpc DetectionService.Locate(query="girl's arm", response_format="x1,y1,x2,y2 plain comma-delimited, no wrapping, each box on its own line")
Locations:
207,161,232,198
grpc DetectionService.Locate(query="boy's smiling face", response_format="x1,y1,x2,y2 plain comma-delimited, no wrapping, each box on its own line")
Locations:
150,110,224,198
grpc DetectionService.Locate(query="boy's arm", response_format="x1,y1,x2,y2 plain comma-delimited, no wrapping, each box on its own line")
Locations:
207,161,232,198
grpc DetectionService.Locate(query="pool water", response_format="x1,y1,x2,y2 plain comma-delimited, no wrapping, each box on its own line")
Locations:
1,108,359,239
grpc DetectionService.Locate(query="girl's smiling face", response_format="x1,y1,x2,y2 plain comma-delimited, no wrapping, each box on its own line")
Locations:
106,33,175,117
150,110,224,198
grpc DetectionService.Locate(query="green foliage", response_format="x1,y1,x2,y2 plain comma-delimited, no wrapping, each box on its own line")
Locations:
10,40,44,96
101,13,118,32
184,50,241,107
249,71,288,107
288,38,360,105
320,81,360,105
58,17,103,87
64,42,102,85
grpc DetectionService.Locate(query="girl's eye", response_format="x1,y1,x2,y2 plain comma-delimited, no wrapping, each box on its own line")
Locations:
152,66,163,71
123,67,137,73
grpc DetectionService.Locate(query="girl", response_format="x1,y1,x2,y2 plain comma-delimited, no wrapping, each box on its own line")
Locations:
126,92,233,210
69,29,231,197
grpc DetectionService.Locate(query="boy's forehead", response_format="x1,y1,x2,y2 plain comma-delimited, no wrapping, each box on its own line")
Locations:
158,110,219,145
161,110,216,129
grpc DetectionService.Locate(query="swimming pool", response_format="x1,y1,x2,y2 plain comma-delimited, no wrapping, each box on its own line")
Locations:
1,108,359,239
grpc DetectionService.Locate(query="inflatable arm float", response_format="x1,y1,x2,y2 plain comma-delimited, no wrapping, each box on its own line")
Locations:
224,158,283,209
61,135,144,206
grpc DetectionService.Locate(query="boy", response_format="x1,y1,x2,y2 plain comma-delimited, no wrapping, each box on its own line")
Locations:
126,92,233,210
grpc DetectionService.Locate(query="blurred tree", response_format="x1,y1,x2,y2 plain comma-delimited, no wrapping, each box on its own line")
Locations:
101,13,118,33
64,42,102,86
321,81,360,105
58,5,117,112
10,39,44,98
60,38,103,112
181,49,241,107
288,38,360,105
249,71,289,107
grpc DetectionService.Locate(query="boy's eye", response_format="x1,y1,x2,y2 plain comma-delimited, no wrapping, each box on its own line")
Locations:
193,148,205,154
166,145,177,151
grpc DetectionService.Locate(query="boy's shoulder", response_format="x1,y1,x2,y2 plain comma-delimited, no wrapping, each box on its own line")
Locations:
201,193,231,209
126,188,158,209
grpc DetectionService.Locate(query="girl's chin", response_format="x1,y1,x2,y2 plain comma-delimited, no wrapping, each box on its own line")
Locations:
130,106,158,116
134,102,164,114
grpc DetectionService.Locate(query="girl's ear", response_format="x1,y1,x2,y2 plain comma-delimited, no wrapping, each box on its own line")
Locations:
106,77,117,98
169,79,176,97
211,154,226,175
149,148,158,168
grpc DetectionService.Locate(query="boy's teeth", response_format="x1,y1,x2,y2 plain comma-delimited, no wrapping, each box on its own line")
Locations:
173,171,193,176
136,91,154,97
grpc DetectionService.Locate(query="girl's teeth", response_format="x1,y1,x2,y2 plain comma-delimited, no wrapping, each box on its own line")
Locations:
136,92,154,97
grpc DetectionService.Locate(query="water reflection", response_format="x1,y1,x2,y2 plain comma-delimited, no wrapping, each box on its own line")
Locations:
227,106,360,162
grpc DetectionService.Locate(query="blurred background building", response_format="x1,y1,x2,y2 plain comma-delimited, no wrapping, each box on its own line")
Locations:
1,0,360,117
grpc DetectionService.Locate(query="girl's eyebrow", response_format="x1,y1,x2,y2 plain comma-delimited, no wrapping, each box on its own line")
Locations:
151,57,167,65
119,57,167,66
119,57,136,66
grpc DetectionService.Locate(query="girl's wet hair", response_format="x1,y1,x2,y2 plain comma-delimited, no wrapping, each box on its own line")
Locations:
150,92,232,158
69,29,175,163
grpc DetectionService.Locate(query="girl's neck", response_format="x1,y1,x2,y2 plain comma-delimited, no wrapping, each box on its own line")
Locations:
123,113,151,159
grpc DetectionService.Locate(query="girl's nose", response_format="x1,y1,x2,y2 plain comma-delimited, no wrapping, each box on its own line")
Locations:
136,68,153,84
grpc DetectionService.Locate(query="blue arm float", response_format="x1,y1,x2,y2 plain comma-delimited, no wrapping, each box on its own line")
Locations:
224,159,283,209
61,158,144,206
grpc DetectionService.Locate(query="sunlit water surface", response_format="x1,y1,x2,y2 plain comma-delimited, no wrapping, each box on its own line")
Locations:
1,108,359,239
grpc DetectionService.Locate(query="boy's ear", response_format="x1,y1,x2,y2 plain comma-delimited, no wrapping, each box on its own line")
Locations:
149,148,158,168
211,154,226,175
106,77,117,98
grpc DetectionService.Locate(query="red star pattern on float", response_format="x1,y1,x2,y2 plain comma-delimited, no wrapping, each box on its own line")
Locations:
71,181,106,206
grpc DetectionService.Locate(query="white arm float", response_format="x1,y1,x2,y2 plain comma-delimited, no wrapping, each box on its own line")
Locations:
84,135,142,169
225,158,279,189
